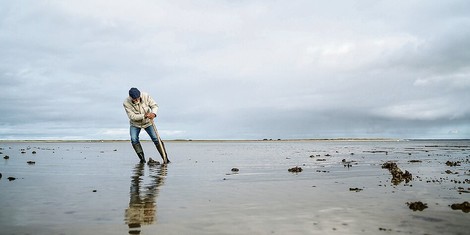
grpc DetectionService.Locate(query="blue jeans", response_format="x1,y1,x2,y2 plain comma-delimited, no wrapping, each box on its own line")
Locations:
130,125,159,145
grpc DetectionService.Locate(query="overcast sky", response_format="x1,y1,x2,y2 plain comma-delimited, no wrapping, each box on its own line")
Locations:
1,0,469,140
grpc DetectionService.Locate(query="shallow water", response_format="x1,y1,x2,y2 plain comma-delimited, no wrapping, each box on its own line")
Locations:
0,140,469,234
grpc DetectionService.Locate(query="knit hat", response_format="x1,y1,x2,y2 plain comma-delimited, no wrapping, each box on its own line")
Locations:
129,87,141,99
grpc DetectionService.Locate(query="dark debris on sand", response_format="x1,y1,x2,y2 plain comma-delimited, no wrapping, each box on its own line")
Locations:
407,201,428,211
147,158,160,166
382,161,412,185
349,187,363,192
288,166,303,173
457,187,470,194
450,201,470,213
446,161,461,166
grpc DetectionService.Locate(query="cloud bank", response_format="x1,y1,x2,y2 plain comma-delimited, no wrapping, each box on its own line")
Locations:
1,0,469,140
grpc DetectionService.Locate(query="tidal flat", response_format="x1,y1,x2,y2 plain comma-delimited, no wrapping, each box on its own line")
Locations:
0,140,469,235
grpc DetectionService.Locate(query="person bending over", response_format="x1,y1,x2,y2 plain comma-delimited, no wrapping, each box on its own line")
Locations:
123,87,169,164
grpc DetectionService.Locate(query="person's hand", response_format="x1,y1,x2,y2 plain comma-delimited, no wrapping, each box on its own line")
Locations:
145,113,156,119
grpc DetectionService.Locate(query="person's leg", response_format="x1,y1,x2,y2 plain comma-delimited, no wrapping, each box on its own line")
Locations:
130,126,141,145
143,125,158,142
144,125,170,163
130,126,146,163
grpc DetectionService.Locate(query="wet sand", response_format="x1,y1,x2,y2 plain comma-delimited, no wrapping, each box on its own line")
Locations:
0,140,469,234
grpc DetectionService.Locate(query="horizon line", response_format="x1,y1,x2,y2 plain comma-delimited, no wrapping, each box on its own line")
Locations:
1,138,469,143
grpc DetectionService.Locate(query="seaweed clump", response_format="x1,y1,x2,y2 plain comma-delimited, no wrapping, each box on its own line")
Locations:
446,161,461,166
406,201,428,211
382,161,412,185
288,166,303,173
450,201,470,213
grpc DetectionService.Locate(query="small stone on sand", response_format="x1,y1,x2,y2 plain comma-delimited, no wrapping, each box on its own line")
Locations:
349,188,363,192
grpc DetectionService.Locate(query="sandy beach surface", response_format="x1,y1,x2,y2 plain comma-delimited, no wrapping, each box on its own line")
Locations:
0,140,469,235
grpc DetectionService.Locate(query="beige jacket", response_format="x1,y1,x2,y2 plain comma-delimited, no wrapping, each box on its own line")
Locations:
123,92,159,128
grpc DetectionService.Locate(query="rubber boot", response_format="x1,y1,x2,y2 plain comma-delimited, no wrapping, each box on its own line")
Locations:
154,142,170,164
132,143,146,163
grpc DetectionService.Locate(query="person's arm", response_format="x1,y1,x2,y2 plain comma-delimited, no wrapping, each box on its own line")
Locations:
123,102,145,121
146,95,159,119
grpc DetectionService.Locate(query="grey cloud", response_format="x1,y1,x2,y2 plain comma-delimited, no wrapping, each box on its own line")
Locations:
1,0,469,140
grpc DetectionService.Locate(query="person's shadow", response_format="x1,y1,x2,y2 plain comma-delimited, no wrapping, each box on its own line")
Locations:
125,163,167,234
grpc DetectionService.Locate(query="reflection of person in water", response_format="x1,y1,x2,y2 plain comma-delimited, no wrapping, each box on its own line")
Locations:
125,163,167,234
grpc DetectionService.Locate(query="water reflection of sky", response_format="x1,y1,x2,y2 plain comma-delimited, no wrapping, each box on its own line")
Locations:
0,141,469,234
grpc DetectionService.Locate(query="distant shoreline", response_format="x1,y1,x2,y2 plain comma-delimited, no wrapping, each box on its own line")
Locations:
0,138,468,143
